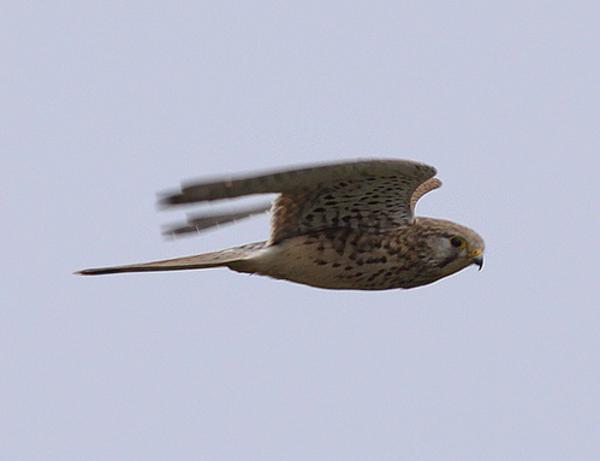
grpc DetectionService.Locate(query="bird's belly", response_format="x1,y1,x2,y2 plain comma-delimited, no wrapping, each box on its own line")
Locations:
246,234,409,290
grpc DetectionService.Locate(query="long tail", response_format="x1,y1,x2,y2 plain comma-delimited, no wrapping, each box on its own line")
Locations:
76,242,266,276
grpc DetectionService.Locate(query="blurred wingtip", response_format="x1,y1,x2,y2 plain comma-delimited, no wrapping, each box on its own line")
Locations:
156,190,181,209
161,202,272,239
74,268,101,276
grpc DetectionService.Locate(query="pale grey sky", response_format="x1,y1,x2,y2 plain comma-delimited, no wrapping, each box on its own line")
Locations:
2,1,599,460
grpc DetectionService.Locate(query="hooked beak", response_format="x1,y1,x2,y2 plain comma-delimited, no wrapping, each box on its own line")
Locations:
468,248,484,271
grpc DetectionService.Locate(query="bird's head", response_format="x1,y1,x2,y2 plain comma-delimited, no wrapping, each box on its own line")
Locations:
411,217,485,284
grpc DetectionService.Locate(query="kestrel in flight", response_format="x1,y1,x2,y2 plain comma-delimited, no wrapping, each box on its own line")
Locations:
77,159,485,290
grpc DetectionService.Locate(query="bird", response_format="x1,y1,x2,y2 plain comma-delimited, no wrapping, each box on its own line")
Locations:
76,159,485,290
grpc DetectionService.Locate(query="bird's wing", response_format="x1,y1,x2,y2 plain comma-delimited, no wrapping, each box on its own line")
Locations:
159,159,439,242
162,202,271,237
409,177,442,215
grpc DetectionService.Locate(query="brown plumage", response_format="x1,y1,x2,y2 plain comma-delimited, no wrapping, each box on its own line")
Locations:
77,159,484,290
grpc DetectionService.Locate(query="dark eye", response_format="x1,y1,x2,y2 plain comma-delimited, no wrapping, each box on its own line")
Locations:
450,236,464,248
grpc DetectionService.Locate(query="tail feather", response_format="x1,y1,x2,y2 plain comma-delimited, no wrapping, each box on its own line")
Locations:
76,242,266,276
